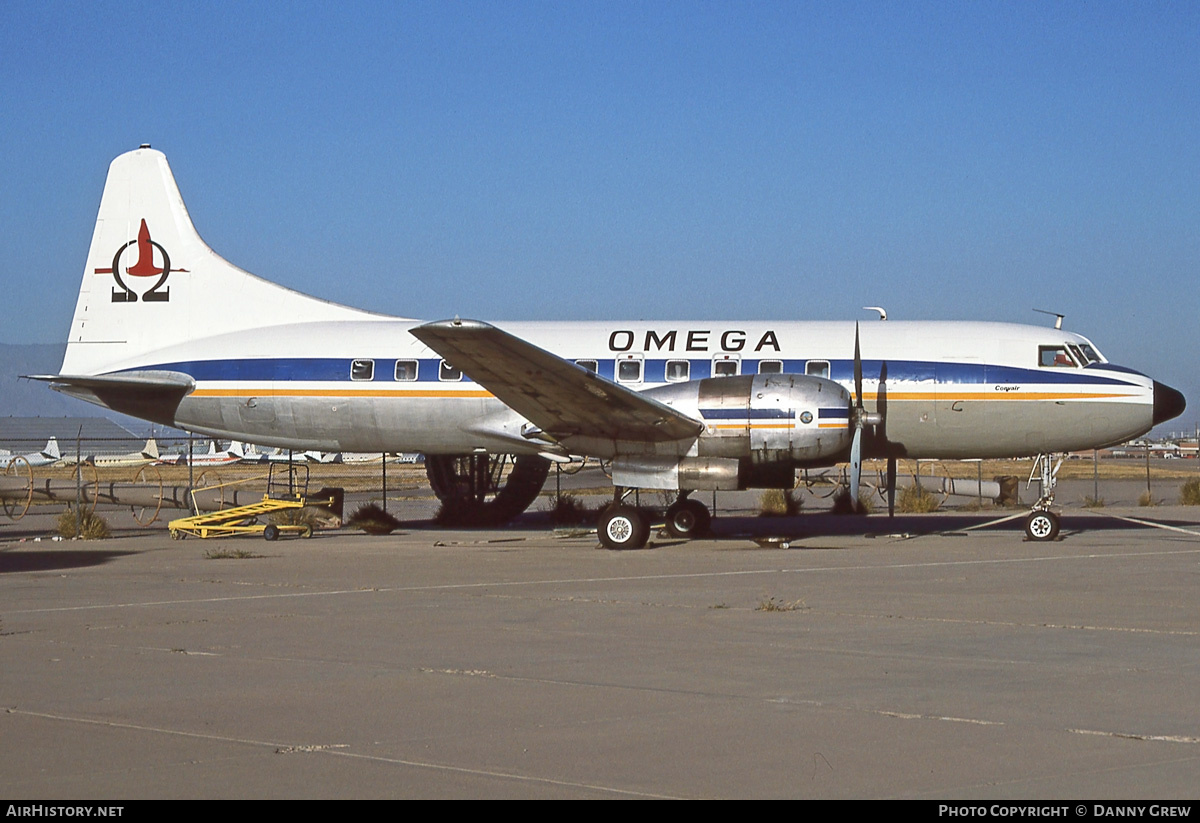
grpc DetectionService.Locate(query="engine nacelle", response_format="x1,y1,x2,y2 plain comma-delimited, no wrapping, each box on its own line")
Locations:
612,374,853,490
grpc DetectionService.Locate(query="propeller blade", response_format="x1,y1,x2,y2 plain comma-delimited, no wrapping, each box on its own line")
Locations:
853,322,863,408
876,360,888,436
886,456,896,517
849,426,862,511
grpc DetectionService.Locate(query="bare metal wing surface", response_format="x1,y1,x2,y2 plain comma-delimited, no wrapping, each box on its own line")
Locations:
411,319,703,444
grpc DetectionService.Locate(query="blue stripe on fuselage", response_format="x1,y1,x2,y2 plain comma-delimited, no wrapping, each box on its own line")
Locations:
700,408,795,420
118,357,1142,388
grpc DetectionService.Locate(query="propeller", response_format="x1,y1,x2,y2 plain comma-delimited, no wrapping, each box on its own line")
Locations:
848,323,882,512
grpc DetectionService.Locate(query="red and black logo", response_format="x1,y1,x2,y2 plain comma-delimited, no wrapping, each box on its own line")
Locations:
95,219,186,303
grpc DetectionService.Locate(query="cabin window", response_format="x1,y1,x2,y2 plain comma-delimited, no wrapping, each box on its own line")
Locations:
713,359,738,377
394,360,418,381
616,358,643,384
351,359,374,381
665,360,690,382
806,360,830,379
576,359,598,373
439,361,463,381
1039,346,1076,368
758,360,783,374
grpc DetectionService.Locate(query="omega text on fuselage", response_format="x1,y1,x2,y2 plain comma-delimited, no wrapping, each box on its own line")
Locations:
608,329,782,353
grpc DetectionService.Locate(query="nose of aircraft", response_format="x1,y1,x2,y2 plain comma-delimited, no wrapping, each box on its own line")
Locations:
1153,381,1186,426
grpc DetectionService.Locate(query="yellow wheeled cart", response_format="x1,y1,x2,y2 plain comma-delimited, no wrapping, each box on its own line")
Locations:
169,463,334,540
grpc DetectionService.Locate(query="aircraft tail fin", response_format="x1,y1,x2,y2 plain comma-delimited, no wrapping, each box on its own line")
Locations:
61,146,387,377
44,438,60,460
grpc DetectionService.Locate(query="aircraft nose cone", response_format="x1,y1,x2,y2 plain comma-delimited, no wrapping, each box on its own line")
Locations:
1153,381,1186,426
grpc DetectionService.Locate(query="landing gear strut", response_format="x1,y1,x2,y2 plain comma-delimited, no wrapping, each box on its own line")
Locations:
425,453,550,526
1024,453,1062,541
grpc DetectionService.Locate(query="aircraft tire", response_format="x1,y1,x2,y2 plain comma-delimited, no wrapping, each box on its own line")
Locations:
425,453,550,526
1024,510,1060,542
598,505,650,550
665,499,711,539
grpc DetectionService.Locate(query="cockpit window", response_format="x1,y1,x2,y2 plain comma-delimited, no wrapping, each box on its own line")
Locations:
1039,346,1077,368
1079,343,1103,364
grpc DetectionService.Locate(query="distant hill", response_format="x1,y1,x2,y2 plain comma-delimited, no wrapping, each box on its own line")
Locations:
0,343,160,435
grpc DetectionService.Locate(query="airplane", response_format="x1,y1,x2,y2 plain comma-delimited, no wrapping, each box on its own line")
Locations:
30,146,1186,547
161,439,246,466
0,438,62,469
57,438,160,468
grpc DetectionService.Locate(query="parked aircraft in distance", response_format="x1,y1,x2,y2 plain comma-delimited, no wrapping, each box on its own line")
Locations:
162,439,245,467
58,438,159,468
1,438,61,470
31,147,1185,546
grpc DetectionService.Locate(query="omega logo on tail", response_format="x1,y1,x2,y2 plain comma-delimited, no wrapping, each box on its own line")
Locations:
95,219,187,303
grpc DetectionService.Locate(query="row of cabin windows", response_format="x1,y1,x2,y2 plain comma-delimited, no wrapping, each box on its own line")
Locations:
351,359,461,382
350,358,834,384
586,358,831,384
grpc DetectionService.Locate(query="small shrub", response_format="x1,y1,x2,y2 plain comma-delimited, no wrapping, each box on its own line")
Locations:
1138,491,1158,507
347,503,401,535
1180,478,1200,506
270,507,329,529
1082,496,1105,509
547,494,601,526
759,488,803,517
897,484,940,513
55,509,110,540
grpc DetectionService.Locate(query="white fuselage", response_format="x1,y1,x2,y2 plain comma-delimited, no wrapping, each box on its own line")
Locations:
114,317,1158,461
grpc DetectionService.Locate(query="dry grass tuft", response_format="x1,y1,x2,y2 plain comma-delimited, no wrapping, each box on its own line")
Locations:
759,488,803,517
756,596,807,612
1180,478,1200,506
347,503,401,534
204,548,261,559
830,489,870,515
546,494,603,526
897,484,940,513
55,509,110,539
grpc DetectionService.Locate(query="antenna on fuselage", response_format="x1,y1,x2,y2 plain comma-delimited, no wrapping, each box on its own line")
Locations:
863,306,887,321
1033,309,1064,330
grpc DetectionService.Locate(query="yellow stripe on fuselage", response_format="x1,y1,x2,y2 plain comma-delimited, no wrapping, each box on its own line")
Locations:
191,388,495,399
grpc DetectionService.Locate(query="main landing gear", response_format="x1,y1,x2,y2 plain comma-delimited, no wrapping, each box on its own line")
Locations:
425,453,550,526
597,490,711,549
1023,453,1062,542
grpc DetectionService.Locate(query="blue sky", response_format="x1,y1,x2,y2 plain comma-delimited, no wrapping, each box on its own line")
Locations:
2,1,1197,433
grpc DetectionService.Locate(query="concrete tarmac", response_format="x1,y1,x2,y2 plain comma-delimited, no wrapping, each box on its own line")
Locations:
2,507,1199,798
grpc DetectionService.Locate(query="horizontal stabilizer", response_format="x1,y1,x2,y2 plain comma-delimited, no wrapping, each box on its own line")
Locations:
25,371,194,427
411,319,703,444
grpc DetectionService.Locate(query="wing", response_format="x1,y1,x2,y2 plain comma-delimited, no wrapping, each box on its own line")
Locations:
410,319,702,444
